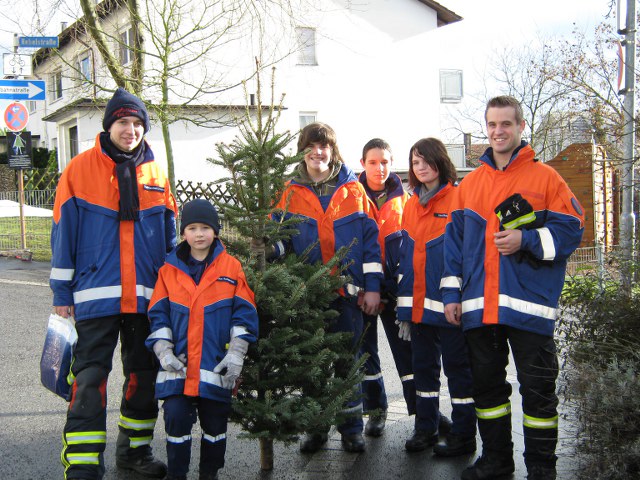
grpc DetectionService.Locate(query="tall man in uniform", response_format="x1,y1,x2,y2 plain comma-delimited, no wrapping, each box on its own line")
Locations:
441,95,584,480
51,88,177,480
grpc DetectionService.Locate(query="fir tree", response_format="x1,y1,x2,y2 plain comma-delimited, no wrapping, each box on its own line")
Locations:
208,64,365,470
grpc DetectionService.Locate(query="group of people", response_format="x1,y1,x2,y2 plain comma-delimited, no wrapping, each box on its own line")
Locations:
50,88,584,480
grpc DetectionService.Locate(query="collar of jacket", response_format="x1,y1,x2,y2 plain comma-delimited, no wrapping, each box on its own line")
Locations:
358,171,405,204
168,237,225,274
479,141,534,171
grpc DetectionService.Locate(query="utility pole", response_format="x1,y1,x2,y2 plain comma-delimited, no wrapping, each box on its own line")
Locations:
619,0,636,290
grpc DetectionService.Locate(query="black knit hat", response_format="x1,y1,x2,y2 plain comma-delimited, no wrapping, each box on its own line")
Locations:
103,88,150,134
180,199,221,235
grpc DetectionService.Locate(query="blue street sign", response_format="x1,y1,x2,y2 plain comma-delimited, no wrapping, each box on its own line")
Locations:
0,80,46,101
18,36,59,49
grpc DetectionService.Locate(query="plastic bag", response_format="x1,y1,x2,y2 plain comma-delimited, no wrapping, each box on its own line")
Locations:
40,313,77,401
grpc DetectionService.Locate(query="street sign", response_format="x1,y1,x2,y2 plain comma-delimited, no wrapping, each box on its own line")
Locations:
18,36,59,49
4,102,29,132
7,131,33,169
3,53,32,76
0,79,46,101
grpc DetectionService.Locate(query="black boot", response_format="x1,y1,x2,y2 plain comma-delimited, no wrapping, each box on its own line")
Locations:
364,411,387,437
199,469,219,480
526,464,556,480
163,475,187,480
116,451,167,478
300,432,329,453
460,454,515,480
341,432,365,452
433,433,477,457
405,430,438,452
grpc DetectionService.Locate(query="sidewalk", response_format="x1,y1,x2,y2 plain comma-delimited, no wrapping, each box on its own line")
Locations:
0,256,578,479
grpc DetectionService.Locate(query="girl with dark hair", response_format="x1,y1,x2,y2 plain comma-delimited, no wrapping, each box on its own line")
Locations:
397,138,477,456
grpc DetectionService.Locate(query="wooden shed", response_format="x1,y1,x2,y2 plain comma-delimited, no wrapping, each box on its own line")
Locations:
545,143,618,248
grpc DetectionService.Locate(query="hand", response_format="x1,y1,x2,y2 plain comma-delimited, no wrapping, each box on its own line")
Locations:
444,303,462,326
494,229,522,255
54,305,75,318
153,339,186,374
213,337,249,389
395,320,411,342
361,291,381,316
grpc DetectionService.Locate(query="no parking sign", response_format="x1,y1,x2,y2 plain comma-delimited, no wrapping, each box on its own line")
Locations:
4,102,29,132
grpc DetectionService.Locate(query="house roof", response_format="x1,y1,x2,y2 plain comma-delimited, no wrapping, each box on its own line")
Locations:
41,97,267,123
417,0,462,26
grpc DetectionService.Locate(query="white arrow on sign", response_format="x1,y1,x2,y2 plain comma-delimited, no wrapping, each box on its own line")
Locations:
0,82,44,99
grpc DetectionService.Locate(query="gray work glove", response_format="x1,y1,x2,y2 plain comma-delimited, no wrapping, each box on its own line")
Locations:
153,339,187,374
213,337,249,389
396,320,412,342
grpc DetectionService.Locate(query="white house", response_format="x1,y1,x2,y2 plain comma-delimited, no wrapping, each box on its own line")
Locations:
24,0,462,182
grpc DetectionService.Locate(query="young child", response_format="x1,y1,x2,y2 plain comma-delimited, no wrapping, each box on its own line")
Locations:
396,138,476,455
146,199,259,480
271,122,382,453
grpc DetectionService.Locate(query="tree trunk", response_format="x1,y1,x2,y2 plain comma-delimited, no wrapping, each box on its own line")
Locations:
259,437,274,470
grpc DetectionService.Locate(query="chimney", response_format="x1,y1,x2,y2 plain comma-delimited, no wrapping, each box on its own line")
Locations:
61,22,68,32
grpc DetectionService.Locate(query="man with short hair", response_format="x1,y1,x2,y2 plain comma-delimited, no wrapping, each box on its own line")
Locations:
51,88,177,480
441,95,584,480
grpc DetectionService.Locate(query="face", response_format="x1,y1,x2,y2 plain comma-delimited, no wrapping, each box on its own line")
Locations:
109,116,145,152
304,142,332,176
485,106,525,158
411,152,439,190
182,223,216,259
360,147,392,190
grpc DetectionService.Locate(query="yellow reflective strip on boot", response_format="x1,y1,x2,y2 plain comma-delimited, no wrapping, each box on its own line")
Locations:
523,413,558,429
65,431,107,444
476,402,511,420
67,452,100,465
130,435,153,448
61,433,70,468
118,414,156,430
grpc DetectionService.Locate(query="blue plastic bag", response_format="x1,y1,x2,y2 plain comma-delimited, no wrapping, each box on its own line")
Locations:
40,313,77,401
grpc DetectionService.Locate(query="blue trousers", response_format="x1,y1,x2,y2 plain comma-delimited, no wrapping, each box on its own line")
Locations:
411,323,475,436
162,395,230,477
361,296,416,415
328,296,364,435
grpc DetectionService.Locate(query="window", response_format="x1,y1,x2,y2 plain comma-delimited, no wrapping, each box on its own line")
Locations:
296,27,317,65
119,27,134,65
69,126,79,159
299,112,317,129
78,54,92,82
440,69,463,103
27,101,37,113
50,70,63,101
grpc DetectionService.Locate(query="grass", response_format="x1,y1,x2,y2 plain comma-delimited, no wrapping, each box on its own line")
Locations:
0,216,52,262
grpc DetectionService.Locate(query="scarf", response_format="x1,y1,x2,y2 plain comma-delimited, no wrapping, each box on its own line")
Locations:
100,132,146,221
418,181,441,206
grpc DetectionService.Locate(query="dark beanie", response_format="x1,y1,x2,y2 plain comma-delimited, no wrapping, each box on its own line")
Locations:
103,88,150,134
180,199,221,234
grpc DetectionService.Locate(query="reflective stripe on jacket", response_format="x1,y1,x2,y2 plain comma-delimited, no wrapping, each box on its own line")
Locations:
441,143,585,336
50,134,177,320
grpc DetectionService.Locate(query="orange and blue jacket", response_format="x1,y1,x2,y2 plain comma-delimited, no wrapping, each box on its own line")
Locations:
397,183,456,327
273,164,382,296
358,171,409,295
50,134,177,321
441,143,585,337
146,239,258,403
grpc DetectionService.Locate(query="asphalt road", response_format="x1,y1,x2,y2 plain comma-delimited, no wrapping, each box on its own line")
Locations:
0,257,579,479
